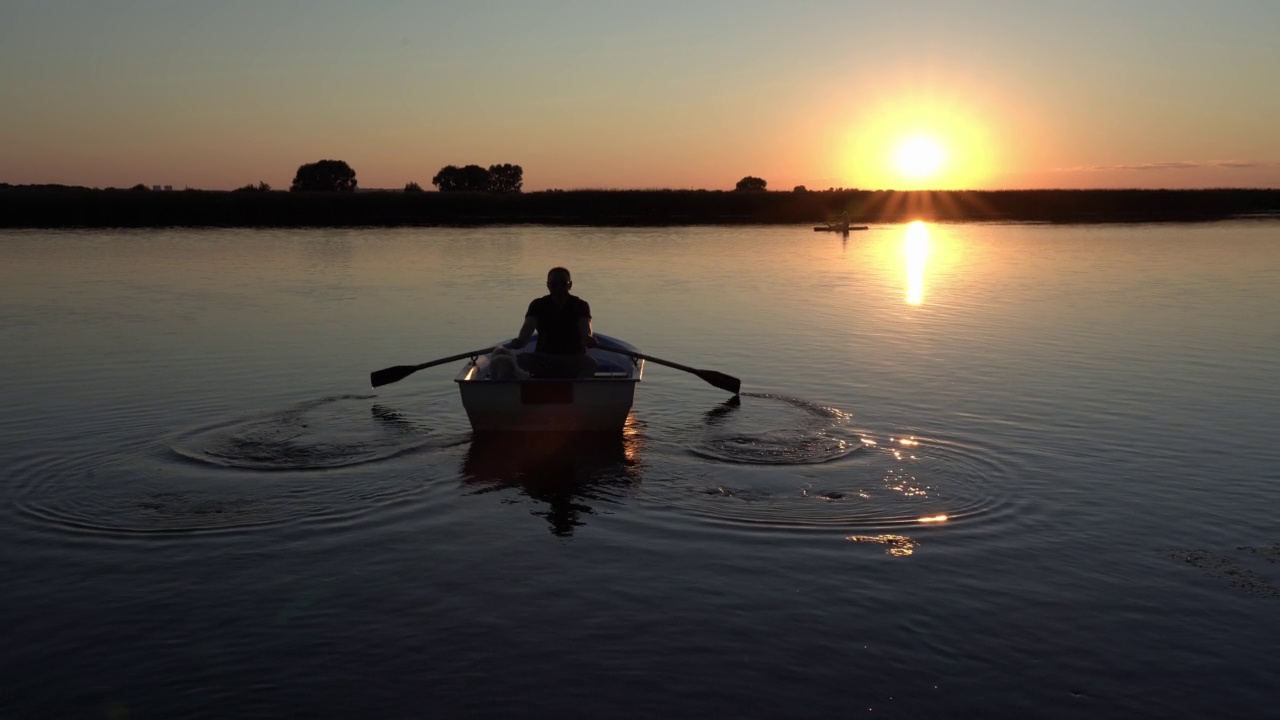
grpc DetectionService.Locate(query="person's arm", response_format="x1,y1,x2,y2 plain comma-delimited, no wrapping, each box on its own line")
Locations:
578,316,598,348
507,315,537,349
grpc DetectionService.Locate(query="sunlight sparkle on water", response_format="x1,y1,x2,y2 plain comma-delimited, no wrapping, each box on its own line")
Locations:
847,535,918,557
904,222,930,305
918,515,949,523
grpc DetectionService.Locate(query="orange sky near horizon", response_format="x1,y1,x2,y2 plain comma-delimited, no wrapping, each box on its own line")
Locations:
2,2,1278,192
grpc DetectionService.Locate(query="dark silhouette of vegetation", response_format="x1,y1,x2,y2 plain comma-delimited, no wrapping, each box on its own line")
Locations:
2,185,1278,228
290,160,357,192
793,185,807,193
234,181,272,192
735,176,767,192
404,182,424,192
432,163,523,193
130,183,150,192
432,164,490,192
487,164,523,193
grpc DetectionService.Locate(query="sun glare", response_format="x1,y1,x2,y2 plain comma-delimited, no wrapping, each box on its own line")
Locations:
835,87,1000,190
895,136,944,180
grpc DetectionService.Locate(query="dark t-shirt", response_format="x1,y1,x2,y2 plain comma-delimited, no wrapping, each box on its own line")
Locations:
526,294,591,355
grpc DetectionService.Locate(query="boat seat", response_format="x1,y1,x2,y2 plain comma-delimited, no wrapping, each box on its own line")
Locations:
593,358,630,378
592,370,631,378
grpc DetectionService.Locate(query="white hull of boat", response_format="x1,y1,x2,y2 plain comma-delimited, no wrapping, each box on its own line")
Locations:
454,334,643,433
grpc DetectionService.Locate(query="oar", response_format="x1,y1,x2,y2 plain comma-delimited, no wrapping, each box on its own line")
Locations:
600,344,740,395
370,347,494,388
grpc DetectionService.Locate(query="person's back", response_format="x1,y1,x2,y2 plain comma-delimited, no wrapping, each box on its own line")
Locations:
505,267,598,378
527,293,591,355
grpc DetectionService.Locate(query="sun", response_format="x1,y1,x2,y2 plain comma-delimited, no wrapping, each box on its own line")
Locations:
832,84,1003,190
894,136,945,180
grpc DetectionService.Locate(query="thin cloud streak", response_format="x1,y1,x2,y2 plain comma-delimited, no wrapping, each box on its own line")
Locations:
1062,161,1275,172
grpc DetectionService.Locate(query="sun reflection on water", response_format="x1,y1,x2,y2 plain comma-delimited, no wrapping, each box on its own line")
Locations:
904,221,930,305
848,534,918,556
621,411,644,464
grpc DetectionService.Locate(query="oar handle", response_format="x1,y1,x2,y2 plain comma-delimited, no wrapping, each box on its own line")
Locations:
370,346,497,388
607,347,695,374
412,347,496,372
597,342,740,395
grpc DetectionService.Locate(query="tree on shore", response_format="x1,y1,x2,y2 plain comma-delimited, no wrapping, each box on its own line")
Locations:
735,176,767,192
487,164,523,193
432,164,491,192
404,182,424,192
431,163,523,192
291,160,357,192
235,181,272,192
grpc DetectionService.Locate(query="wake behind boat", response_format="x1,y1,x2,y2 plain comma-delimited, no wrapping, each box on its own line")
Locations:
454,333,644,432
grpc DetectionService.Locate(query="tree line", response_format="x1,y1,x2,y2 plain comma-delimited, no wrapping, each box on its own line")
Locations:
280,159,524,193
6,185,1279,226
277,160,765,194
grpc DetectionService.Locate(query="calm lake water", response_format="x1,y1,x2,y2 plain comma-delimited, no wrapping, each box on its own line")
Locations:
2,222,1278,718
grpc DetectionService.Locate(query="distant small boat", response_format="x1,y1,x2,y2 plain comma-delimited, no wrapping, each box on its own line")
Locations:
813,223,868,232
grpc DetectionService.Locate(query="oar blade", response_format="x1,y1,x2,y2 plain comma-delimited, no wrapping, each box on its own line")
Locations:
370,365,419,388
696,368,741,395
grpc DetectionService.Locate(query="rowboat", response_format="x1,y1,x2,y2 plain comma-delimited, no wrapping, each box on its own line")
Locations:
453,333,644,433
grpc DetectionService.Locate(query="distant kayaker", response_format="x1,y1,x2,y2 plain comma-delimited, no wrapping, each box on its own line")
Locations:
505,266,598,378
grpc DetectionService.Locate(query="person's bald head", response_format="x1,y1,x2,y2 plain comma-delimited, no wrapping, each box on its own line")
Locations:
546,267,572,295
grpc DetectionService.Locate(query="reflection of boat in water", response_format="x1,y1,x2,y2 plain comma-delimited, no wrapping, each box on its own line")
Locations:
453,333,643,433
461,422,644,536
813,223,869,233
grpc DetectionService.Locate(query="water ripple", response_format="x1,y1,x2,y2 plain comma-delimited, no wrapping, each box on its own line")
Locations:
7,396,468,538
167,395,439,470
689,393,866,465
648,394,1024,540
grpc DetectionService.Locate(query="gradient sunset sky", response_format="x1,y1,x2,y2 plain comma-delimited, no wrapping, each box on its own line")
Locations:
3,0,1278,191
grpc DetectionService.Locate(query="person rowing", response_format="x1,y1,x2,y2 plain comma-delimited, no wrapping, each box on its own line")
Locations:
504,266,598,378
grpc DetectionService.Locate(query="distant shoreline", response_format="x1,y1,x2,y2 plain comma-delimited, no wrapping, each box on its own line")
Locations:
2,186,1278,228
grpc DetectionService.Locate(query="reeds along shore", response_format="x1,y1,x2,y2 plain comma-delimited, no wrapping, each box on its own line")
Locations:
2,187,1278,227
